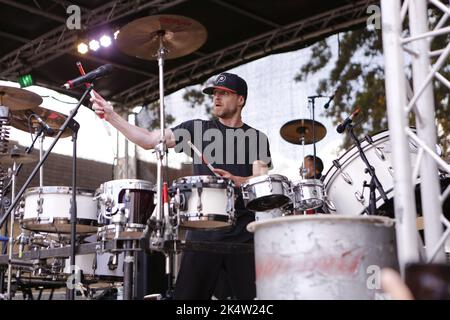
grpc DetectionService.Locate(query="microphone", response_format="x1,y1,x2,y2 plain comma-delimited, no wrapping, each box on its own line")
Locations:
336,107,360,133
33,114,54,135
324,95,334,109
62,64,113,89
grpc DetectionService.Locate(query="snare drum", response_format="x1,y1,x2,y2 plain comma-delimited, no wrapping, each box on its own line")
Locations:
172,175,235,229
242,174,291,211
22,186,97,233
96,179,155,230
292,179,325,211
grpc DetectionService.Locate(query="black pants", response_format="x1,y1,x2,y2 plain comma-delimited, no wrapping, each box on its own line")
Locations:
173,244,256,300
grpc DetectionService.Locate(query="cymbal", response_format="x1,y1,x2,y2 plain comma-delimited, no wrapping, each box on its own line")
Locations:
116,14,207,60
280,119,327,145
0,86,42,111
9,106,72,138
0,148,38,166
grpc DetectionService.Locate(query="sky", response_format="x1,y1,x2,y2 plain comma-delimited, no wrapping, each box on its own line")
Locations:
0,34,346,181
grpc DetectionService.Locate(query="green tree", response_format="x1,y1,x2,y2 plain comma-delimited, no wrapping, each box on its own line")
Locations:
182,79,214,119
135,100,175,131
296,20,449,156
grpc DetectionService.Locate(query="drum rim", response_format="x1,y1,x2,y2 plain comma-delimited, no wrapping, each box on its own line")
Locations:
24,186,94,196
243,173,290,186
101,179,155,190
293,178,324,186
173,175,233,186
247,214,395,233
22,217,98,233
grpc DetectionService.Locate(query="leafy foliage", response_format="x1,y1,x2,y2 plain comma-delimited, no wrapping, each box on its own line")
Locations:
296,19,449,155
182,79,215,120
135,100,175,131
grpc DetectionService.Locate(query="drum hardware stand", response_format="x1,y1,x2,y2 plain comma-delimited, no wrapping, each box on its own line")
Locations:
307,96,319,178
0,85,90,300
152,34,170,251
346,124,388,215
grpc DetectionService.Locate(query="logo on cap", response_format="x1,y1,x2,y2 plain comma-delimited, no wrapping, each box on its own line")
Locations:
217,75,226,83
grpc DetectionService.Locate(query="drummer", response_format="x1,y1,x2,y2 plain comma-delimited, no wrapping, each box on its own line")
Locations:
90,72,272,300
301,154,324,180
299,155,327,214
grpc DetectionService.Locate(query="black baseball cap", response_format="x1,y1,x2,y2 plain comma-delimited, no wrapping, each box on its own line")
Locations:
202,72,248,101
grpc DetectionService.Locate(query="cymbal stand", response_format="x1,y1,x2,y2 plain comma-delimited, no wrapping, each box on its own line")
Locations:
150,33,180,299
5,159,17,299
151,32,169,246
1,123,44,298
39,133,44,187
308,97,318,178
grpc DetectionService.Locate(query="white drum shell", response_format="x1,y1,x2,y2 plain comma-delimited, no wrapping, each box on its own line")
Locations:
248,215,398,300
292,179,325,210
96,179,154,222
64,253,124,280
323,130,419,215
242,174,291,211
22,186,97,233
174,175,234,229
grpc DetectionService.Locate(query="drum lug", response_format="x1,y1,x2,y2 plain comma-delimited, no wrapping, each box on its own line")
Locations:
355,191,365,204
325,198,336,212
365,134,386,161
333,159,353,185
226,185,235,219
388,166,394,177
375,147,386,161
196,186,203,214
242,190,249,200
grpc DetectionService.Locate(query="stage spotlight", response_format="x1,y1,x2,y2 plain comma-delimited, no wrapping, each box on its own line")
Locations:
77,42,89,54
89,39,100,51
100,35,112,47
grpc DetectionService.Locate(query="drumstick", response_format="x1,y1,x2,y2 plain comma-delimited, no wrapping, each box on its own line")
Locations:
76,61,104,119
187,141,221,177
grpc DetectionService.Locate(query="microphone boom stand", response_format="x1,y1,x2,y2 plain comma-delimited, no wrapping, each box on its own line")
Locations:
346,124,388,215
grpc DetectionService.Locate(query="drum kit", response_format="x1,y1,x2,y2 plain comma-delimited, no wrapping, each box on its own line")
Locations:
1,13,446,301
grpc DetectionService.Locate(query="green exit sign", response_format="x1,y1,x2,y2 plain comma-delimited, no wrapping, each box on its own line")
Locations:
17,74,34,88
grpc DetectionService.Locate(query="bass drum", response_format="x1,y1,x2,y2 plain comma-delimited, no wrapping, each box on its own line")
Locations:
323,130,420,216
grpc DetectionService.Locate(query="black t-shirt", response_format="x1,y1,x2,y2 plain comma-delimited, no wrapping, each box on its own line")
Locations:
171,119,272,242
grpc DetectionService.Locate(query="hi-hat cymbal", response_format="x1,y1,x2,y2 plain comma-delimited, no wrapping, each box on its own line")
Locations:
116,14,207,60
0,86,43,110
0,148,38,166
9,106,72,138
280,119,327,145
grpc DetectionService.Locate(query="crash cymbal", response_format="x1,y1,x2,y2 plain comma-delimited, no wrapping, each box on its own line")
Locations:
116,14,207,60
0,86,42,110
280,119,327,145
0,149,38,166
9,106,72,138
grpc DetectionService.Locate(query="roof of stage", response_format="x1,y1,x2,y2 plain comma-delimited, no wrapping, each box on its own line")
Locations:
0,0,378,111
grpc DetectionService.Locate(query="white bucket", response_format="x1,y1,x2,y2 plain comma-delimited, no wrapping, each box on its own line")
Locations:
247,215,398,299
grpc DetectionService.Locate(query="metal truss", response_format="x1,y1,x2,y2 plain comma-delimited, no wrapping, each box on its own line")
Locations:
381,0,450,273
111,0,378,111
0,0,187,78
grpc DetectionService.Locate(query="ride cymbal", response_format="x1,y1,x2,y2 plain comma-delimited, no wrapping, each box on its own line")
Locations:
280,119,327,145
0,86,42,111
116,15,207,60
